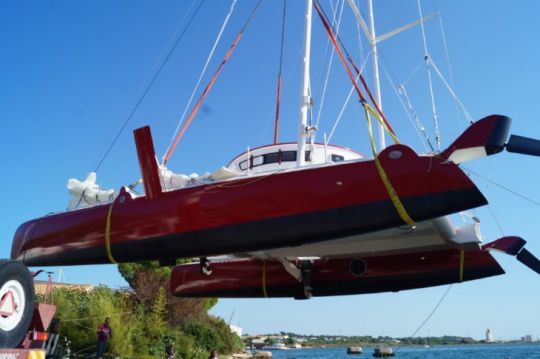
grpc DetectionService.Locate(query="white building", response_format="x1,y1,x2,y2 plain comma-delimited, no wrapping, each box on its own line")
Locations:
486,329,494,343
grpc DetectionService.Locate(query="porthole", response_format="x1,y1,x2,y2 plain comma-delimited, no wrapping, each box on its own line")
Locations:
349,258,366,277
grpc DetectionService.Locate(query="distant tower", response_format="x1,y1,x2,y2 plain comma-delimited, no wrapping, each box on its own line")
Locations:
486,329,494,343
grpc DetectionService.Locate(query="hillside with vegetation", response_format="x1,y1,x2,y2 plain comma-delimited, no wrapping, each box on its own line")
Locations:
46,261,242,358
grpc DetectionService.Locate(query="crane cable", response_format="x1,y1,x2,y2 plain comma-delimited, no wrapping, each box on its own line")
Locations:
93,0,207,172
165,0,239,159
162,0,263,165
394,284,454,353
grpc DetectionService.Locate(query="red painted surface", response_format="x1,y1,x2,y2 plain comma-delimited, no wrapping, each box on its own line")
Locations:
29,303,56,332
10,115,510,266
134,126,162,200
440,114,510,160
170,248,503,298
482,236,525,255
12,145,478,265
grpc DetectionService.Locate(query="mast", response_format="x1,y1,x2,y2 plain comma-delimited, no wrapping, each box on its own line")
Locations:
297,0,313,167
347,0,436,152
367,0,385,150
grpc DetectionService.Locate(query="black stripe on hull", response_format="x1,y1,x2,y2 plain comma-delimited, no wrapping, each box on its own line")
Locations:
23,187,486,266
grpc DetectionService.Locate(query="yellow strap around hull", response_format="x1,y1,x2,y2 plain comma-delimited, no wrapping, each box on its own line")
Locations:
364,103,415,225
105,203,118,264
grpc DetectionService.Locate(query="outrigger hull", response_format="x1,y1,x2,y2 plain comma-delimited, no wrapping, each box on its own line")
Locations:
11,115,511,267
170,249,505,298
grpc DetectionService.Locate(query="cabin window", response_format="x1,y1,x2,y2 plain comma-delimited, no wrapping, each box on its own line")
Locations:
238,150,312,170
331,154,345,162
265,152,280,164
281,151,296,162
239,159,249,170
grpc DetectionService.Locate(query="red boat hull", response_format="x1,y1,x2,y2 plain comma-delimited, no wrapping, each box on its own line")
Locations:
12,145,484,266
11,115,511,267
170,249,505,298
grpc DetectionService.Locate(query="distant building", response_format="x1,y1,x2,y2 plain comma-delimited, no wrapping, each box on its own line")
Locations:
485,329,494,343
250,338,265,350
34,280,93,295
521,335,533,343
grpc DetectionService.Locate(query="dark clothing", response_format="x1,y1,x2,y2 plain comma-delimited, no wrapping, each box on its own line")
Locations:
97,341,107,357
96,321,112,358
97,323,112,342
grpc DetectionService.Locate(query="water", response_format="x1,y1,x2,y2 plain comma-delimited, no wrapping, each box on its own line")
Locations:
263,344,540,358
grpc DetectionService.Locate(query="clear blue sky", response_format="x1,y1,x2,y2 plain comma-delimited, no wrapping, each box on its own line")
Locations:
1,0,539,341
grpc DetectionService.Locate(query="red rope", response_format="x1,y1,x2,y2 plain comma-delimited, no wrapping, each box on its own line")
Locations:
163,0,262,164
163,33,243,164
313,0,396,137
313,1,366,103
350,60,396,136
273,0,287,145
273,75,282,144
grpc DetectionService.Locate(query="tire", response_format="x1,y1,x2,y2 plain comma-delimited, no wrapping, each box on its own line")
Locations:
0,260,35,348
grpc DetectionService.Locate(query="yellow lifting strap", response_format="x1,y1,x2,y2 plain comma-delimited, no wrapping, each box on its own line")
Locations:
363,103,415,225
28,350,46,359
262,261,268,298
105,203,118,264
459,250,465,282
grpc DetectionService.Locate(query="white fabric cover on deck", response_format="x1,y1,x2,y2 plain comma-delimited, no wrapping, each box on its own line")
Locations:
159,164,240,190
67,172,116,210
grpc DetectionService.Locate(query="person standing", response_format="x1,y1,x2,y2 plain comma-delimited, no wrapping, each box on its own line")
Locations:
96,317,112,359
208,349,218,359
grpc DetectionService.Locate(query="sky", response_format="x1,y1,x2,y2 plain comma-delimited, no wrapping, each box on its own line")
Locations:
1,0,540,341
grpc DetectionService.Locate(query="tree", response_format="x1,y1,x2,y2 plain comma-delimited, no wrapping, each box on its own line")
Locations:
118,261,215,325
116,261,242,356
285,336,296,346
264,337,275,346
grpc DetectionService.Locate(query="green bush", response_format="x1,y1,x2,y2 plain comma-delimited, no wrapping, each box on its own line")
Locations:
49,274,240,357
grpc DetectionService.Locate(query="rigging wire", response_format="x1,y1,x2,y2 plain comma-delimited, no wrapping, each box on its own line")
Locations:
162,0,263,164
417,0,441,151
395,285,453,353
314,0,396,138
487,205,506,237
165,0,239,159
312,0,336,106
398,84,435,151
354,0,366,63
463,167,540,207
327,54,371,143
402,59,424,87
314,0,345,133
428,1,467,131
377,51,433,152
273,0,288,144
437,13,464,127
93,0,207,172
428,57,474,123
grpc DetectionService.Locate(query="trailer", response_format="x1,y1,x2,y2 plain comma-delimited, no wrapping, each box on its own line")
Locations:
0,261,59,357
